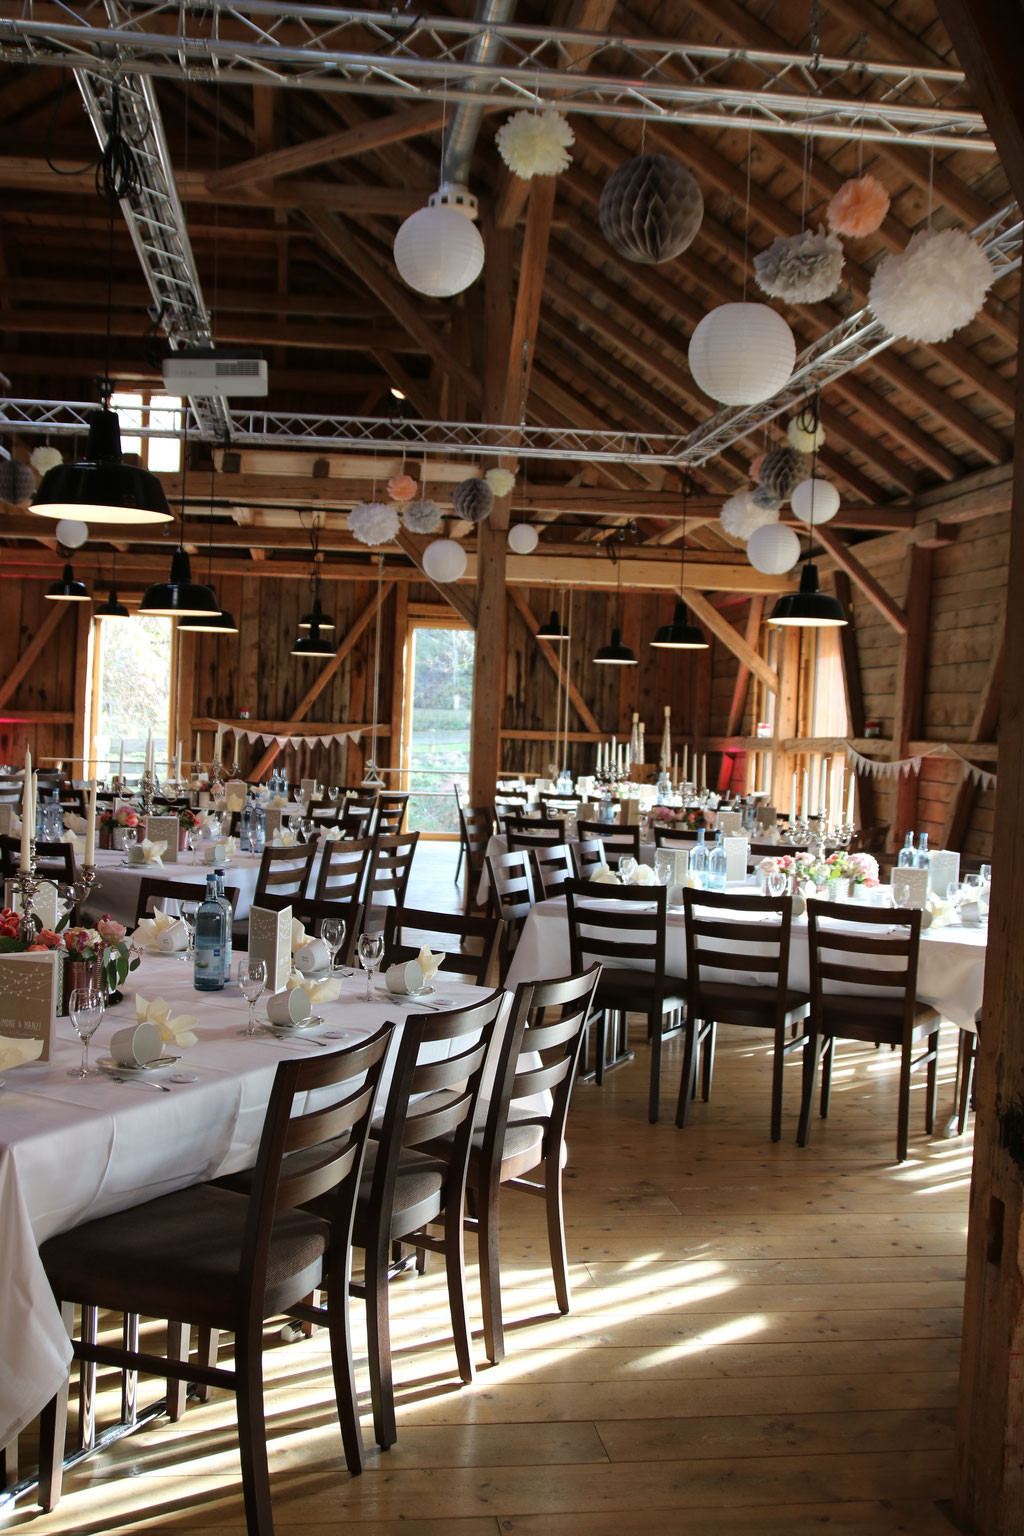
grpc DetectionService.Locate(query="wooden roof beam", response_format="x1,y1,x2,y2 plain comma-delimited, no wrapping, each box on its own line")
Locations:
207,103,446,193
814,525,909,633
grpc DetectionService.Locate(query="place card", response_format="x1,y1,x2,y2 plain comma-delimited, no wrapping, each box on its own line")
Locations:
891,867,929,910
755,805,778,834
929,849,960,898
145,815,180,864
0,804,17,836
620,797,640,827
301,778,318,806
262,807,284,840
3,880,59,932
724,836,750,883
249,902,292,995
0,951,60,1061
716,810,742,836
655,848,689,885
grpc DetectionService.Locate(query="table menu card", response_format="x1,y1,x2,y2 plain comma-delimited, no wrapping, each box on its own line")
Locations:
249,902,292,994
724,836,750,883
145,815,180,864
716,810,743,836
0,951,60,1060
929,849,960,898
0,805,16,836
755,805,778,833
262,807,284,840
891,868,929,910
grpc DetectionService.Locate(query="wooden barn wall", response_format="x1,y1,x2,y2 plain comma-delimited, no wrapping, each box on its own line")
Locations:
0,581,79,771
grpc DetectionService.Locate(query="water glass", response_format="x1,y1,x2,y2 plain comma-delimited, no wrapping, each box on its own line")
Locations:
654,850,673,886
299,817,315,845
179,901,199,964
327,786,340,804
321,917,346,976
767,871,788,899
121,824,138,855
68,986,104,1078
236,956,268,1037
357,931,384,1001
618,855,638,883
184,827,198,863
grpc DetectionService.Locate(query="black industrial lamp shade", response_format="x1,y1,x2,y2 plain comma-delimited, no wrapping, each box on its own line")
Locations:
45,562,90,601
768,561,848,628
650,598,709,649
138,548,220,618
537,609,569,641
291,621,335,658
31,409,173,526
95,587,130,618
298,597,335,632
179,600,239,634
593,626,637,665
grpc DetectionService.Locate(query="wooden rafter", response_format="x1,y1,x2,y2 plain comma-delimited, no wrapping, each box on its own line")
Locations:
725,597,765,737
684,590,779,695
395,529,477,627
207,103,445,193
814,527,909,634
0,601,69,709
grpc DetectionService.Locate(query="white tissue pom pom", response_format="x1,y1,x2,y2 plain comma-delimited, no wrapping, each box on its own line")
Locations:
30,445,64,475
787,416,826,453
496,108,574,179
485,467,516,497
869,227,994,343
347,501,400,546
754,227,845,303
401,498,443,535
720,491,780,541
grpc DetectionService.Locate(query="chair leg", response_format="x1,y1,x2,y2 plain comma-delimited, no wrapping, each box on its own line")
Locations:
454,842,464,884
477,1182,505,1366
37,1301,74,1511
925,1027,939,1135
796,1033,821,1147
327,1257,364,1475
957,1031,977,1135
166,1321,189,1421
235,1320,274,1536
648,1014,663,1123
820,1036,834,1120
676,1013,700,1129
195,1329,221,1403
700,1022,717,1102
363,1234,397,1450
594,1010,608,1086
896,1040,913,1163
770,1023,786,1143
545,1151,571,1315
443,1197,476,1385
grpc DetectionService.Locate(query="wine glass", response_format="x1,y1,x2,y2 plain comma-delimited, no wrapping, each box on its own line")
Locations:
321,917,346,977
184,826,198,863
327,786,340,804
618,855,638,883
767,870,788,899
121,824,138,858
236,956,268,1037
357,931,384,1001
179,901,199,964
654,849,673,887
68,986,104,1078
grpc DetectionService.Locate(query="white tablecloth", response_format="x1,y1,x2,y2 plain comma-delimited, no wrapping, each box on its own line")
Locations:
0,955,497,1448
478,832,658,905
506,896,987,1031
81,847,266,929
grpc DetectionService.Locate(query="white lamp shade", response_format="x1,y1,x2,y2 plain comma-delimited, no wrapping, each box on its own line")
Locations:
55,518,89,548
747,521,801,575
688,302,797,405
507,523,539,554
394,206,485,298
422,538,468,583
790,477,841,525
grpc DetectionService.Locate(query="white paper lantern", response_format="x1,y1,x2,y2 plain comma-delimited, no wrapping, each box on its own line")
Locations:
688,303,797,405
55,518,89,549
747,522,801,575
507,523,539,554
791,478,840,525
394,203,485,298
422,538,468,583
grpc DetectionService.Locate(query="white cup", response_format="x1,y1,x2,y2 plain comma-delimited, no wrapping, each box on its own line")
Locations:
126,844,146,866
385,959,424,995
203,842,227,864
109,1021,163,1067
154,920,188,952
266,988,312,1026
294,938,331,974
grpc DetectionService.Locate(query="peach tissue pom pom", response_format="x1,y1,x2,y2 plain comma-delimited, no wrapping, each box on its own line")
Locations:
750,454,767,482
827,174,890,239
387,474,418,503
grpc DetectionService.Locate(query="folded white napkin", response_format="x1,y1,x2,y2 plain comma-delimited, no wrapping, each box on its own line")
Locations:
61,829,85,854
417,944,442,982
127,838,166,866
224,793,245,814
271,795,288,808
590,865,621,885
272,827,297,847
323,826,344,841
286,970,342,1005
627,864,655,886
136,993,198,1049
925,890,959,929
0,1035,44,1073
63,813,88,834
290,918,309,953
131,907,180,950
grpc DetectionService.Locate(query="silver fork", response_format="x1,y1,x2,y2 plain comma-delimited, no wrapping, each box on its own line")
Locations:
108,1074,171,1093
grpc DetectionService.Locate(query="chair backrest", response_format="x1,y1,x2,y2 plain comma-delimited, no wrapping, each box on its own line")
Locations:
539,796,582,817
307,799,345,828
530,842,574,899
313,835,375,903
565,879,667,993
253,842,319,903
493,795,529,833
0,836,76,885
243,1023,395,1305
653,825,698,848
382,905,504,985
683,888,793,1020
260,893,363,966
364,830,420,911
806,899,923,1042
476,966,602,1195
337,801,374,839
505,817,565,851
569,838,605,879
576,821,642,858
484,848,536,927
458,801,494,867
376,792,409,835
133,876,241,928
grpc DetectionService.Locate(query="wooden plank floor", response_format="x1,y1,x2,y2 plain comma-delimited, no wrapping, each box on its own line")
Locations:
7,845,970,1536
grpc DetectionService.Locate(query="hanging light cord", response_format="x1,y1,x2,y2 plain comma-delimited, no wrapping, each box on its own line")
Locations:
369,555,385,769
96,88,142,407
679,473,695,597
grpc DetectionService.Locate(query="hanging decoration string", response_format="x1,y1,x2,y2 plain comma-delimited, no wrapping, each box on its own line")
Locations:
364,555,386,787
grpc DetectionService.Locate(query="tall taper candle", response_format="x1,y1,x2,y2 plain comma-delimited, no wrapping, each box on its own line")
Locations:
20,746,32,871
118,738,124,782
175,740,182,781
790,771,797,823
701,753,707,791
85,778,96,866
846,770,855,825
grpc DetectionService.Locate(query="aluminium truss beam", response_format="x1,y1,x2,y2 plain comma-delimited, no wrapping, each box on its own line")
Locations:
0,3,994,151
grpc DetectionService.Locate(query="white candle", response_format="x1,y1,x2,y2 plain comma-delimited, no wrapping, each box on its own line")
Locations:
85,778,96,866
145,728,152,775
176,740,183,780
194,732,200,766
790,771,797,821
673,751,678,783
20,746,32,872
802,770,808,816
215,726,223,768
702,753,707,791
682,744,688,783
118,738,124,782
835,765,844,828
846,771,855,824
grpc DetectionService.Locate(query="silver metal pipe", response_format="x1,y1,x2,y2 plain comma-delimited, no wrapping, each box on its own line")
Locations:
440,0,517,191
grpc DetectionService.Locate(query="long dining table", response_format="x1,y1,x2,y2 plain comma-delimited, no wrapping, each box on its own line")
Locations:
0,953,498,1452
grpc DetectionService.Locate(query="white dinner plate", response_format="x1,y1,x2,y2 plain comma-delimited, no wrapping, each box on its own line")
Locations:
97,1053,181,1074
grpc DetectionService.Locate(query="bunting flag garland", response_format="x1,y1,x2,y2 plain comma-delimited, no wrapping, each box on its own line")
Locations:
843,741,996,790
210,723,363,754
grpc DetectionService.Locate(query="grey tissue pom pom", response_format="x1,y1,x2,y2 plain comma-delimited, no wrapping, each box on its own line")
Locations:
754,227,844,304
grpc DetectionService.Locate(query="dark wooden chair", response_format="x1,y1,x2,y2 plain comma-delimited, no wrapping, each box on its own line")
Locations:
678,889,810,1142
455,796,494,909
530,842,574,899
306,798,346,830
484,847,535,974
493,795,529,833
955,1014,981,1136
337,801,375,839
0,835,76,885
538,795,582,817
569,838,606,880
257,892,363,967
36,1025,396,1524
132,876,240,928
312,835,375,905
653,825,698,847
252,841,318,905
364,831,420,922
505,817,565,853
575,820,642,861
381,906,503,986
376,792,409,835
798,901,942,1163
566,881,686,1122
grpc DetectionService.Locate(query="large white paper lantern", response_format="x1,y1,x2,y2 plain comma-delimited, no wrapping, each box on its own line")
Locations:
688,303,797,405
394,189,485,299
507,523,539,554
55,518,88,549
422,538,468,583
791,478,840,525
747,522,800,575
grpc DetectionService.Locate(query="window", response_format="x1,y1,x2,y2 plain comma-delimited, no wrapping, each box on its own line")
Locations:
110,391,182,473
91,615,175,781
401,622,475,836
809,627,849,739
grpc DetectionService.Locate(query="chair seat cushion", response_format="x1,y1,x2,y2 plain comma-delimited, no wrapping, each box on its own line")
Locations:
693,982,810,1026
39,1184,330,1328
595,968,686,1014
352,1142,447,1243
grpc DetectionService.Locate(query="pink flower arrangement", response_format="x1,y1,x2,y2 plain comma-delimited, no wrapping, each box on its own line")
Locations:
847,852,880,887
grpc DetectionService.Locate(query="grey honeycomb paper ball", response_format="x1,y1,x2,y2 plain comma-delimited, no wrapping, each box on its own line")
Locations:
758,446,808,503
452,477,494,524
751,484,783,511
598,154,704,265
0,459,37,505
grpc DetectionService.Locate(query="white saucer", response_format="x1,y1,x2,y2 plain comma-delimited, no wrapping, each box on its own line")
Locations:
97,1053,180,1074
261,1015,326,1033
376,984,436,1001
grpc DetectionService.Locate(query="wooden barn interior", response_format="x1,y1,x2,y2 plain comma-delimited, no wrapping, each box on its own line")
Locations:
2,1,1024,1533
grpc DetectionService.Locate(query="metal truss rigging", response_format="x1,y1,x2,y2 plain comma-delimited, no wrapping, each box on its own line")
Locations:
0,3,994,151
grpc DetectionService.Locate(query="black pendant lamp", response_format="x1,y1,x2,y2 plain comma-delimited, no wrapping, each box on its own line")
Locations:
292,516,333,657
291,621,335,658
767,397,847,630
594,627,637,665
45,562,90,602
298,595,335,632
178,460,238,632
537,609,569,641
139,437,218,620
95,588,130,619
651,474,708,651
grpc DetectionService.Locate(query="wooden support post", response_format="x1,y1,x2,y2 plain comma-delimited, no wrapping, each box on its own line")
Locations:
72,606,92,778
725,597,765,738
772,628,801,819
390,586,408,793
469,520,507,805
891,547,932,848
832,571,877,838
